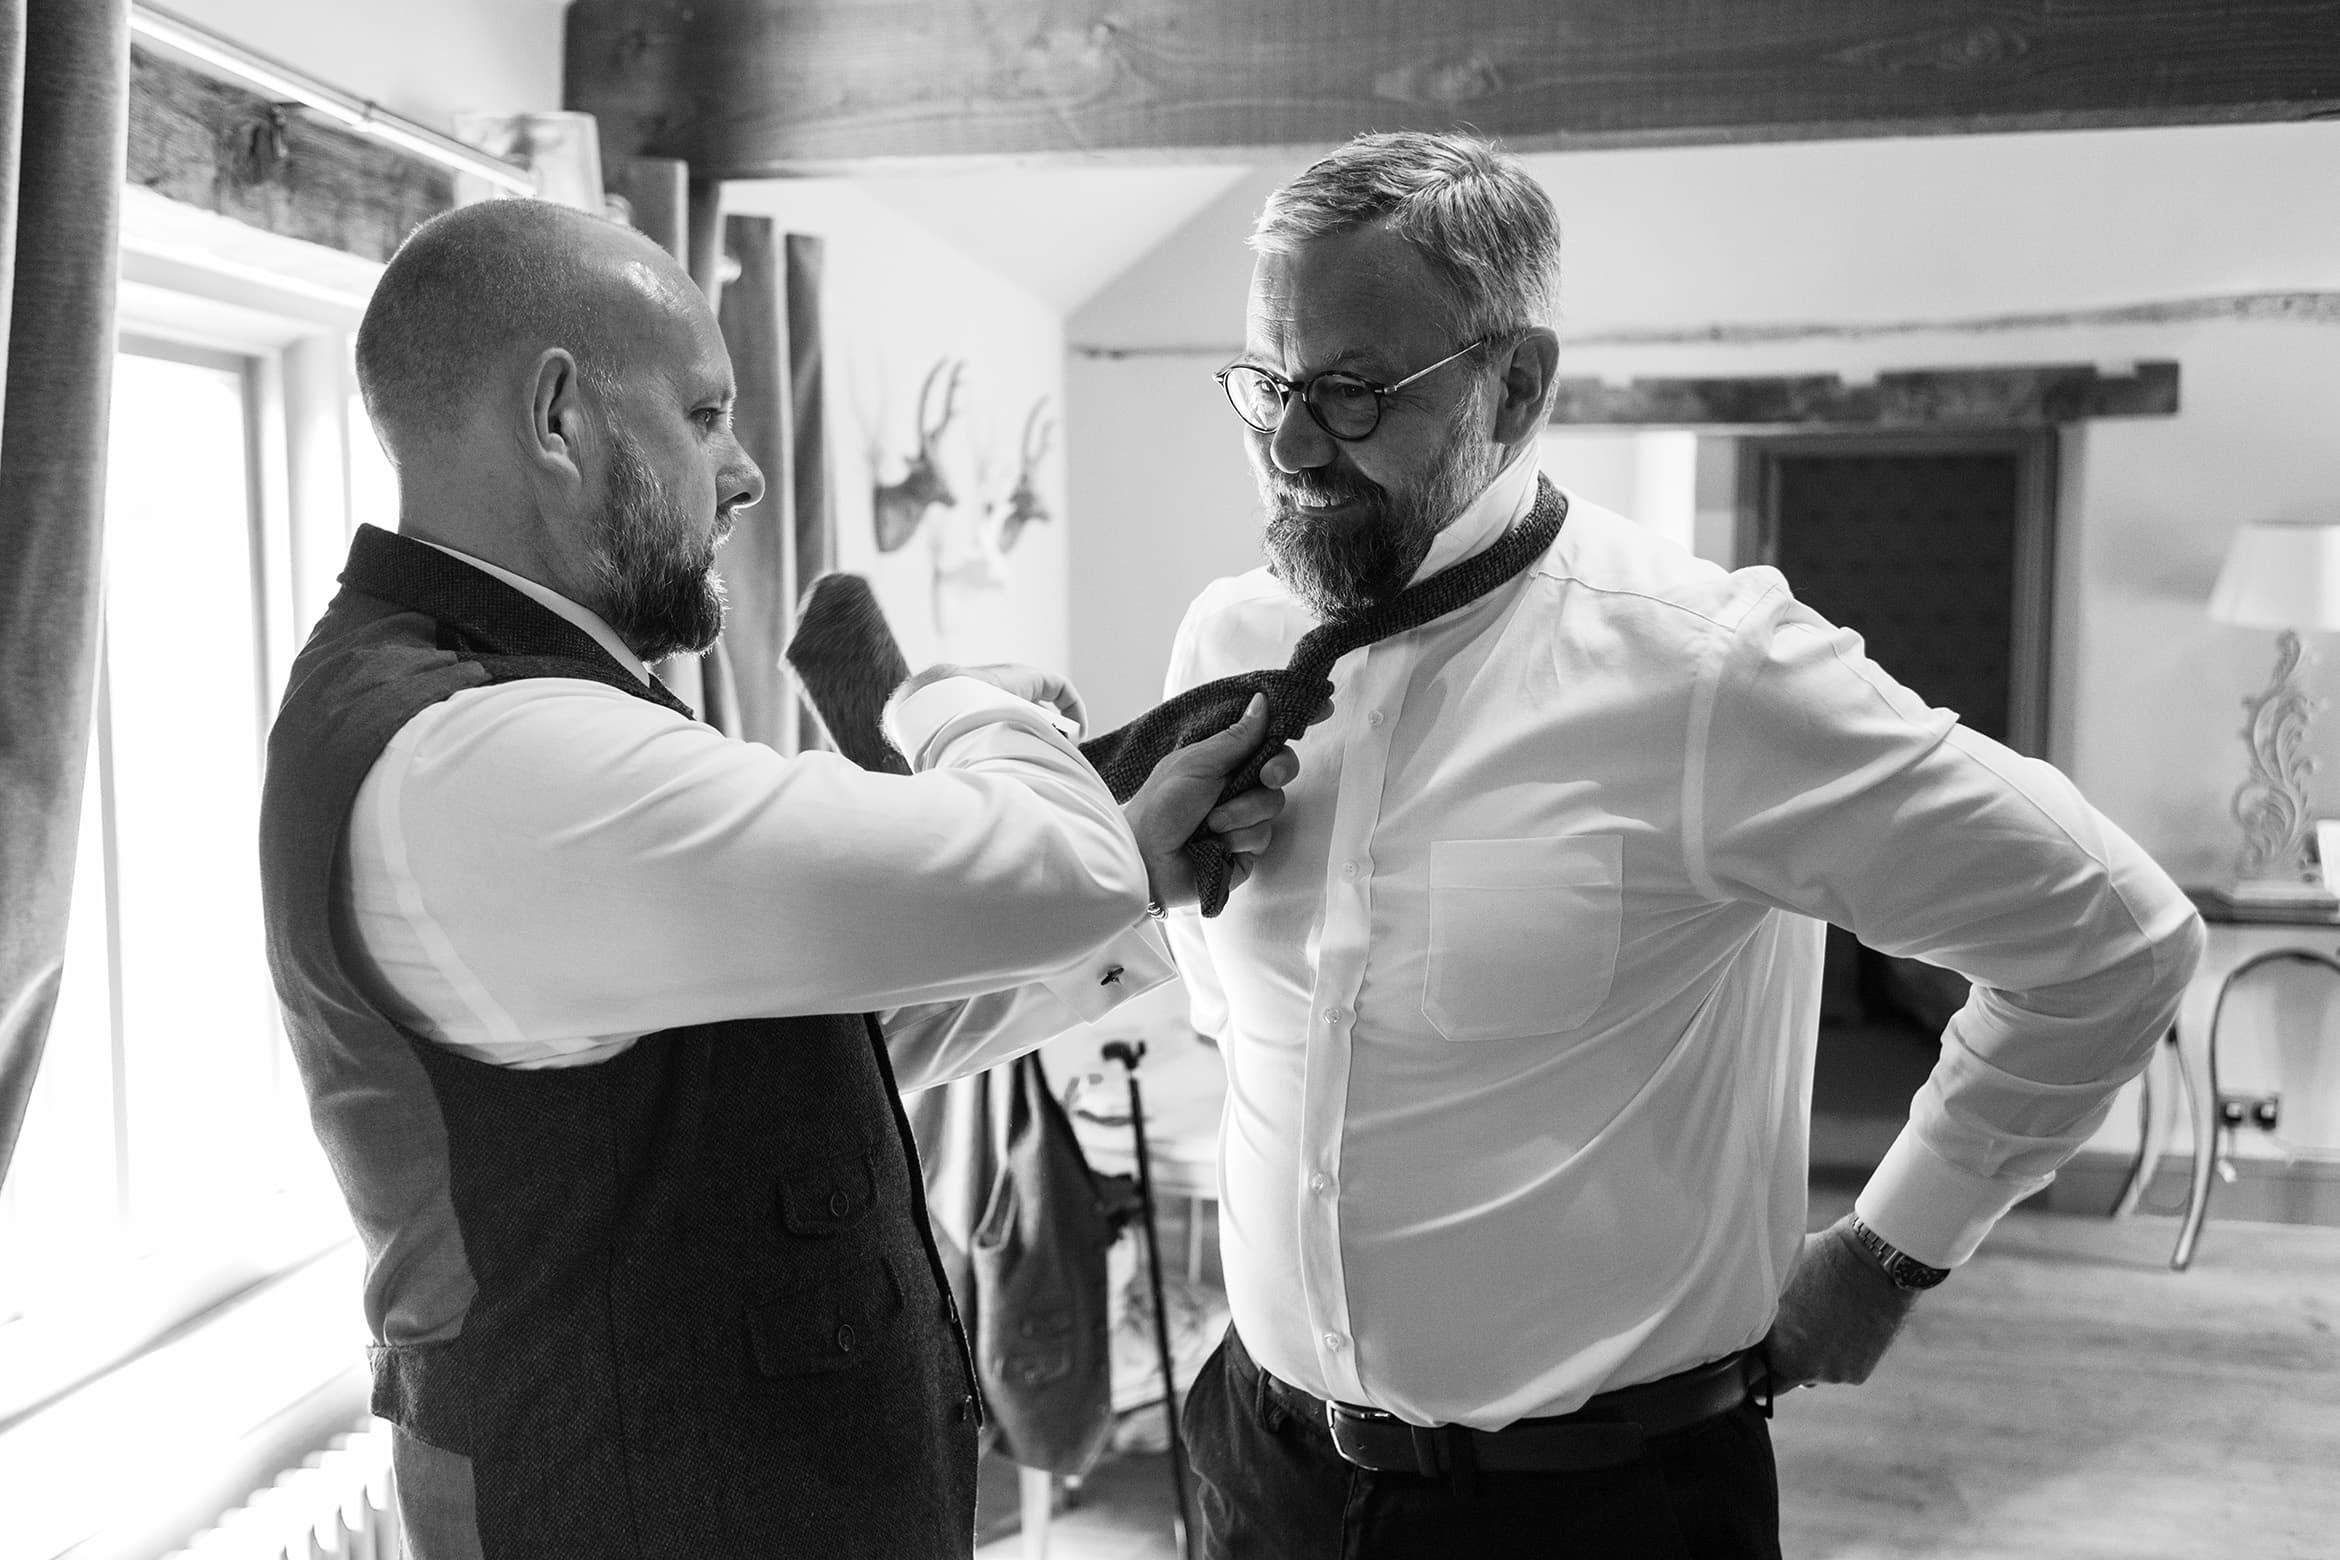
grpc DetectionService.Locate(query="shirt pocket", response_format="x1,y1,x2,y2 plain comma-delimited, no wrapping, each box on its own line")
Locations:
1421,835,1622,1043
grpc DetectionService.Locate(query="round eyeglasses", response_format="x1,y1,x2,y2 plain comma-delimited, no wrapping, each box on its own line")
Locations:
1214,337,1491,442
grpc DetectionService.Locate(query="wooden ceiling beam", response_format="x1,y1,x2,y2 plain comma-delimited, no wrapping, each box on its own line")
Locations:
565,0,2340,177
1548,362,2179,429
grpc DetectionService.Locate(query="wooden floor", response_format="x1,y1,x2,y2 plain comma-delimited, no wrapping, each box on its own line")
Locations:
977,1202,2340,1560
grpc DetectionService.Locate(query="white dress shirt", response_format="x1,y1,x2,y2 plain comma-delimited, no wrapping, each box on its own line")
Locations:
1165,451,2201,1430
344,543,1172,1086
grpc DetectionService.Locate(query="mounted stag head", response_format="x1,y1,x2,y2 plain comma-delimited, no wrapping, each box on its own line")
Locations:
871,356,964,553
997,396,1054,553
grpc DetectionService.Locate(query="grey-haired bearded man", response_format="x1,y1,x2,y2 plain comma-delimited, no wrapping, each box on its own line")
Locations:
1162,129,2202,1558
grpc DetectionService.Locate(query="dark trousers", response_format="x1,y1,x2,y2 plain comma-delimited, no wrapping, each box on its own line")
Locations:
1182,1328,1782,1560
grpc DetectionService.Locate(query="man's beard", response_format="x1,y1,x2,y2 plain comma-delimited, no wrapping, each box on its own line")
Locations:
587,426,728,663
1259,404,1499,619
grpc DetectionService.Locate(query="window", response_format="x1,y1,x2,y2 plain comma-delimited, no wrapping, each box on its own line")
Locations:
0,183,394,1559
0,340,352,1421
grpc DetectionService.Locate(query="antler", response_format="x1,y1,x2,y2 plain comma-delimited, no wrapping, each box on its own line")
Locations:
873,356,968,554
998,394,1054,552
1021,398,1053,469
919,358,965,448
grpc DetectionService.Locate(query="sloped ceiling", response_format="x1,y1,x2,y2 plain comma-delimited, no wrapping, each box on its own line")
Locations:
724,163,1254,315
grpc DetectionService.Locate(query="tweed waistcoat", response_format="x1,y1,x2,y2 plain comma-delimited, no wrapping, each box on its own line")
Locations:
258,526,977,1559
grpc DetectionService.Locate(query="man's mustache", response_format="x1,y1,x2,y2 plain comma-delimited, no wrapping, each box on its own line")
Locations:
1267,472,1384,511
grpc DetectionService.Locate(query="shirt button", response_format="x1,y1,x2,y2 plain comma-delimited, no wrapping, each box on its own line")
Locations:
1367,709,1386,728
1322,1006,1347,1026
1309,1172,1332,1194
1340,860,1360,881
1323,1331,1346,1351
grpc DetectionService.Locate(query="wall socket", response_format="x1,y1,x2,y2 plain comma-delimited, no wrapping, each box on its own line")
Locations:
2216,1093,2282,1132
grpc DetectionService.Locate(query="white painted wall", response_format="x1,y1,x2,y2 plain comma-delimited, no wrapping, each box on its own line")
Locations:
722,180,1072,677
1067,122,2340,1160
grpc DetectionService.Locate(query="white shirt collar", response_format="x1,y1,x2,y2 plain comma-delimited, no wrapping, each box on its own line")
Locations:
1404,444,1544,587
415,539,652,685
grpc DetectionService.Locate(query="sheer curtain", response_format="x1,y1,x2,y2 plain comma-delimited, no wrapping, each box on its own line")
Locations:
0,0,129,1189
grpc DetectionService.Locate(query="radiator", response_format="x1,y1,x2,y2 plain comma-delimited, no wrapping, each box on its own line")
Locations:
166,1421,402,1560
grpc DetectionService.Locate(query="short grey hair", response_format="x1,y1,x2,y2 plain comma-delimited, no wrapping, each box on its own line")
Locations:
1250,130,1560,340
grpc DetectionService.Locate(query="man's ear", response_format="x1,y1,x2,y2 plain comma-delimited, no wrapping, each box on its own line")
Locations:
1489,327,1560,448
523,347,595,499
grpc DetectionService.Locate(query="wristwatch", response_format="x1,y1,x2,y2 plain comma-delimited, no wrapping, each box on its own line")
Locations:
1846,1214,1952,1291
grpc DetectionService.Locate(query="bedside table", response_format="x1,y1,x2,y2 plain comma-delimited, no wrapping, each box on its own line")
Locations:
2114,887,2340,1269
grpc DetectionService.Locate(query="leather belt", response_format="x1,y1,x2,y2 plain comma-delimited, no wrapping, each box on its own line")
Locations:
1291,1349,1769,1476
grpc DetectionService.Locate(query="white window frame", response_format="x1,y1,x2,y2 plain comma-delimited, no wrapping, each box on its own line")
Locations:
0,186,392,1560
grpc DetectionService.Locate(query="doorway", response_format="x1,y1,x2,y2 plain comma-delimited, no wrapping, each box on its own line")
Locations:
1739,432,2059,1171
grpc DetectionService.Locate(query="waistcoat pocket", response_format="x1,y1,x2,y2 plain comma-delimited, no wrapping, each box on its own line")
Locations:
1421,834,1622,1043
748,1249,906,1377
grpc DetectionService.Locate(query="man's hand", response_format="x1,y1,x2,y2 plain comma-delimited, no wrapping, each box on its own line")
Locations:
1762,1214,1922,1389
1125,694,1298,910
897,661,1088,731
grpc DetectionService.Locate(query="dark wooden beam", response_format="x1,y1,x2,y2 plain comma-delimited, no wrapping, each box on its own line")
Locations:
128,44,451,263
566,0,2340,175
1548,362,2178,428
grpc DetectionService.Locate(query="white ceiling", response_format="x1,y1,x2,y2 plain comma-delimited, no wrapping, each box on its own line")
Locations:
733,163,1255,317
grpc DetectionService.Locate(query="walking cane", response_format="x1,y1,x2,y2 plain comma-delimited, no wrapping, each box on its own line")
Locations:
1101,1038,1195,1560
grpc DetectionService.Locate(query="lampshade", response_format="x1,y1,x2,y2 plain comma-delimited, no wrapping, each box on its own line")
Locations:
2209,521,2340,631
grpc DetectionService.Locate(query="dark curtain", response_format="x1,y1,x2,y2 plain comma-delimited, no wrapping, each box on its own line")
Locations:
689,220,830,752
626,162,745,733
784,233,832,753
0,0,129,1192
712,213,797,749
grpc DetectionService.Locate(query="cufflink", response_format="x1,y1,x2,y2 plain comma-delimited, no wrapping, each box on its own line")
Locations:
1099,965,1125,987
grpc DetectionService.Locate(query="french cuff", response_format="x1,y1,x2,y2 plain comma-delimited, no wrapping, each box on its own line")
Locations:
884,677,1079,771
1854,1126,2051,1270
1041,920,1176,1024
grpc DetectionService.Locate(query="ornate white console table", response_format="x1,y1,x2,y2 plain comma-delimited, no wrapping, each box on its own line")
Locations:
2115,887,2340,1270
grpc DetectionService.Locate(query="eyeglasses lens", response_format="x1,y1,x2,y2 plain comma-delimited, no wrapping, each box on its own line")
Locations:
1306,376,1380,439
1221,367,1381,439
1223,368,1285,432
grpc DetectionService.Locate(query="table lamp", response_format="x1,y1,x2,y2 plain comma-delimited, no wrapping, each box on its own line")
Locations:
2207,520,2340,904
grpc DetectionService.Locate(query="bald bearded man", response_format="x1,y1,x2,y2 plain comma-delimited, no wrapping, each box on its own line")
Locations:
257,200,1294,1559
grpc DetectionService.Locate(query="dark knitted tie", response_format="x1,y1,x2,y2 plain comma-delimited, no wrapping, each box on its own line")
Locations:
1080,475,1567,917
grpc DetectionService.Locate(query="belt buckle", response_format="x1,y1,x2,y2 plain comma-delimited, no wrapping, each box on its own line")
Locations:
1325,1402,1449,1477
1323,1401,1375,1467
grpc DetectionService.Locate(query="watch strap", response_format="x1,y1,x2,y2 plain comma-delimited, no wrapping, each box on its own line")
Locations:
1847,1213,1951,1290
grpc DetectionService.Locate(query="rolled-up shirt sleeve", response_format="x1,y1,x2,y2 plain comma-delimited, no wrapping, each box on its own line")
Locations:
350,671,1163,1056
1689,589,2204,1267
